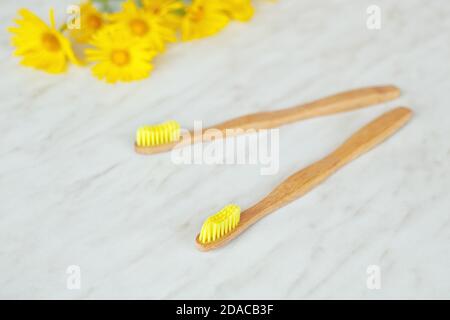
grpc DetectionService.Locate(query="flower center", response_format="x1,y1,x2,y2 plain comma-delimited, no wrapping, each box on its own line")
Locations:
42,33,61,52
87,14,102,30
111,50,130,66
189,6,204,22
129,19,149,36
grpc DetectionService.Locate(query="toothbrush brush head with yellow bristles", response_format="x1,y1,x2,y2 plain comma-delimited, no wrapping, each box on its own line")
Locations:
134,120,187,154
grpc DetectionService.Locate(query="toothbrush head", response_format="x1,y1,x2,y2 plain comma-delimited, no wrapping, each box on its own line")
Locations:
135,120,181,148
196,204,241,249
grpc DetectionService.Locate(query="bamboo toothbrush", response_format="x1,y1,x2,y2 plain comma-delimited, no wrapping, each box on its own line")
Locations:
195,107,412,251
135,85,400,155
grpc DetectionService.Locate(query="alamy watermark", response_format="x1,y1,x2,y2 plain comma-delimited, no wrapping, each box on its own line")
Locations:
66,5,81,30
366,264,381,290
66,4,382,31
367,5,381,30
170,121,280,175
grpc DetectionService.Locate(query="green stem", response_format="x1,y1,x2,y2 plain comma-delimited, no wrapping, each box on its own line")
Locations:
93,0,112,12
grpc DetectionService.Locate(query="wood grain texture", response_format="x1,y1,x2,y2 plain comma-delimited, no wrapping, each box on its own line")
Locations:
135,85,400,155
196,107,413,251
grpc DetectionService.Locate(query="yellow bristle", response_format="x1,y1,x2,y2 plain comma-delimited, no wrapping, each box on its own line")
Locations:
136,120,181,147
199,204,241,244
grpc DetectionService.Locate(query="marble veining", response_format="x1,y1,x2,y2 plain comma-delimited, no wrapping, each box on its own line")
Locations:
0,0,449,299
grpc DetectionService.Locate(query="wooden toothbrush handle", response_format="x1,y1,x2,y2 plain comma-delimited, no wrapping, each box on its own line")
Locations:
242,107,412,224
213,85,400,132
136,85,400,155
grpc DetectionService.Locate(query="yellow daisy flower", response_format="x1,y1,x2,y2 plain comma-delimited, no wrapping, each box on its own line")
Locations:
70,1,106,43
110,0,176,52
9,8,81,74
85,26,157,83
142,0,185,28
181,0,230,41
224,0,255,22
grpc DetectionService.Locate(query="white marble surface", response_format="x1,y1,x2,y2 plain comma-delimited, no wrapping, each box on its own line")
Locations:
1,0,449,299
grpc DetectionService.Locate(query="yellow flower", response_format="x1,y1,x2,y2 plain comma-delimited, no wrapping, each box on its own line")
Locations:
181,0,230,41
110,0,176,52
142,0,185,28
224,0,255,22
85,26,157,83
9,8,81,74
70,1,106,43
